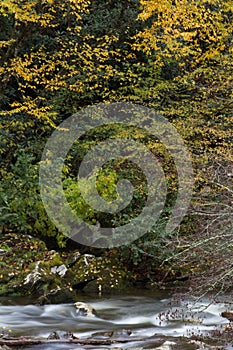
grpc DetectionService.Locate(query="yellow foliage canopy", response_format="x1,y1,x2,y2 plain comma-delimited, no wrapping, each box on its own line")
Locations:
137,0,233,67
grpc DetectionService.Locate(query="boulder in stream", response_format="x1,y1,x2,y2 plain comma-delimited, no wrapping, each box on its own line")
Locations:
75,302,97,317
93,329,132,339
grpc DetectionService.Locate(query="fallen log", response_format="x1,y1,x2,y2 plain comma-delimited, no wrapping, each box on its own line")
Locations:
0,338,112,346
0,336,163,347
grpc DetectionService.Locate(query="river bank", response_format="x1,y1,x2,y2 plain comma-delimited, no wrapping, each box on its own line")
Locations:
0,233,138,303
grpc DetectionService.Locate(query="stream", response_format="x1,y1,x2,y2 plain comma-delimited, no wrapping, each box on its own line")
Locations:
0,289,232,349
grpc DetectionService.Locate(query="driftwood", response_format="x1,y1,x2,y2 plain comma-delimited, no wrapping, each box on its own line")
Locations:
0,336,163,347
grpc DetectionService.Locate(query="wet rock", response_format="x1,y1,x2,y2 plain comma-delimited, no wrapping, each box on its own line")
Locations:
75,302,97,317
93,329,132,339
61,331,78,339
47,331,60,340
111,329,132,338
47,330,78,340
93,331,114,338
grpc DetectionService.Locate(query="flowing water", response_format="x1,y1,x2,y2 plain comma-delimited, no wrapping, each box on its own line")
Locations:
0,289,232,349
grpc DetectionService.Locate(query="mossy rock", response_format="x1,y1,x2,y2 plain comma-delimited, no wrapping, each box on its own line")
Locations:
0,233,134,300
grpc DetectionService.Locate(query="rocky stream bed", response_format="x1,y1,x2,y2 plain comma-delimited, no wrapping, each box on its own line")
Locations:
1,293,233,350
